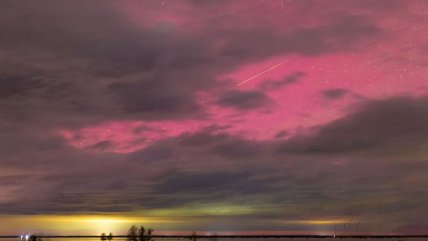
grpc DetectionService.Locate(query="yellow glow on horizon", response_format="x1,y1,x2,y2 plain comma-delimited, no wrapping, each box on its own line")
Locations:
40,215,139,234
0,204,284,235
0,214,174,235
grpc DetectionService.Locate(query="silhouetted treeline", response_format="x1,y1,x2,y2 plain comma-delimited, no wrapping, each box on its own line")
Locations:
100,233,113,241
127,225,153,241
29,235,43,241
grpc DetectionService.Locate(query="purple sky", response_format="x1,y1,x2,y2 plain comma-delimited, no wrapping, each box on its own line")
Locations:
1,0,428,235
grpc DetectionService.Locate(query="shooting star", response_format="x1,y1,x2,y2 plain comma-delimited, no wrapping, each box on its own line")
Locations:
236,61,286,87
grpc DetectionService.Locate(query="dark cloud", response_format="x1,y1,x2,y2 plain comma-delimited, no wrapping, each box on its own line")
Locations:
179,128,231,146
0,128,67,162
0,0,381,126
0,148,148,214
89,140,114,151
209,140,263,159
129,143,174,163
259,71,304,90
154,172,250,194
0,0,214,123
108,81,203,118
216,90,271,110
322,88,349,100
275,130,289,139
129,126,270,170
279,96,428,155
0,75,46,99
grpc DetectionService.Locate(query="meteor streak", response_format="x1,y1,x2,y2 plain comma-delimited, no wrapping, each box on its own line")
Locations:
236,61,286,87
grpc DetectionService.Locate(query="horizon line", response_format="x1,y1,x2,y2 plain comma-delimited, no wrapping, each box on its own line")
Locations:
2,234,428,239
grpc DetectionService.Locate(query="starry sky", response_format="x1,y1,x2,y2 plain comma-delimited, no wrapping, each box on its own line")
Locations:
1,0,428,236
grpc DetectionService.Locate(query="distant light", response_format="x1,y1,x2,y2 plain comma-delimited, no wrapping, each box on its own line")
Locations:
25,235,29,241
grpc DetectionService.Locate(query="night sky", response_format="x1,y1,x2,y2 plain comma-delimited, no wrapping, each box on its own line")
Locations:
1,0,428,236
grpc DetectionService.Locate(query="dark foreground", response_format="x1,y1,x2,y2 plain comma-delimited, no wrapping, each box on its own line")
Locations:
1,235,428,239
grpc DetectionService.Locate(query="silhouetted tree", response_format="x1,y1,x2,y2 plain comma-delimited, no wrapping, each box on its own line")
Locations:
127,225,139,241
107,232,113,241
101,233,107,241
127,224,153,241
138,225,153,241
